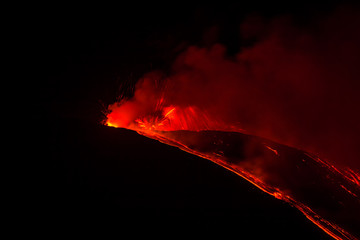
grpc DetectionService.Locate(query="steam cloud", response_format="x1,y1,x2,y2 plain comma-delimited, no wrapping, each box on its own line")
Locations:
108,6,360,170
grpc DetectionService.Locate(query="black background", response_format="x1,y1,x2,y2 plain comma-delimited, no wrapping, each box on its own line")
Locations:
24,1,351,238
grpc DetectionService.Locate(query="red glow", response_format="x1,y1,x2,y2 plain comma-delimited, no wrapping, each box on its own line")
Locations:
105,102,360,240
104,7,360,239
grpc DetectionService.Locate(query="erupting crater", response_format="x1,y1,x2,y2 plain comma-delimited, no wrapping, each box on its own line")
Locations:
105,103,360,240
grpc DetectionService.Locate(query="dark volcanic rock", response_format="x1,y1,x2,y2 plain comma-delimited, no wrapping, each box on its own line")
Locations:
28,117,332,238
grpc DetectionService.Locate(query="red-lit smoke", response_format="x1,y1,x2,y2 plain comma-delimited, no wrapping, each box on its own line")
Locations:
106,6,360,171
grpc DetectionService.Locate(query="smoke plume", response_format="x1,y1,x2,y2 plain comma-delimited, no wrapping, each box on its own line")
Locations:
107,6,360,170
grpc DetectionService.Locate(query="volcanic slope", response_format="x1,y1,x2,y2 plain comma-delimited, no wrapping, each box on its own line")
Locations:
35,118,332,238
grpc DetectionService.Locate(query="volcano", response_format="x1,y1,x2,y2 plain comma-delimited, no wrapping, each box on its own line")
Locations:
29,2,360,238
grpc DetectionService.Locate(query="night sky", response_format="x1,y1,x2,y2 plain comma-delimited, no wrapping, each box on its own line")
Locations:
26,1,356,238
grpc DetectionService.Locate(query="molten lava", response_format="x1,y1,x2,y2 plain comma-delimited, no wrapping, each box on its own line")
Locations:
103,9,360,238
106,105,230,132
105,102,360,240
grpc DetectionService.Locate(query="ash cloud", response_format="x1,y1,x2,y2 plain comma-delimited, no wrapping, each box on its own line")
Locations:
109,6,360,170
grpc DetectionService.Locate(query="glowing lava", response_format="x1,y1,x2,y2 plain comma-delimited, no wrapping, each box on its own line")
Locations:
105,103,360,240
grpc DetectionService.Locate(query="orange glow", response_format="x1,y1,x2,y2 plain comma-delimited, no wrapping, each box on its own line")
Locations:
164,107,176,118
104,103,360,240
104,104,232,133
265,145,279,156
135,129,359,240
105,120,119,128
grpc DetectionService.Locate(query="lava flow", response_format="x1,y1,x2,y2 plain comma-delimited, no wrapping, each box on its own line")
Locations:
104,8,360,238
105,104,360,240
